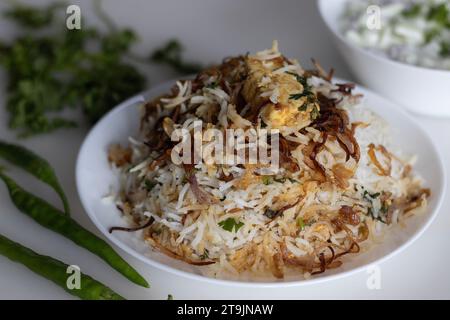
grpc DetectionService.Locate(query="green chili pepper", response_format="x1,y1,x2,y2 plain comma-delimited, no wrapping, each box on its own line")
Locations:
0,140,70,215
0,170,149,288
0,233,124,300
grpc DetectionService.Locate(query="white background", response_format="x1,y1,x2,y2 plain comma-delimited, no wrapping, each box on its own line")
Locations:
0,0,449,299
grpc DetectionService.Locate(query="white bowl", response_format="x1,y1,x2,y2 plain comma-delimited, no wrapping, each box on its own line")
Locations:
318,0,450,118
76,79,446,287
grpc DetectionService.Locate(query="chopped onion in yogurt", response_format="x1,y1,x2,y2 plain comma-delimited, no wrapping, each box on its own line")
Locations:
341,0,450,70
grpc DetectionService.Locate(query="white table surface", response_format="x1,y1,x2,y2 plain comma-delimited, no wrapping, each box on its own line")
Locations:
0,0,449,299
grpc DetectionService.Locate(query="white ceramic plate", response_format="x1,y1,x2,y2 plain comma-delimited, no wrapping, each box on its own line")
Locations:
76,79,446,287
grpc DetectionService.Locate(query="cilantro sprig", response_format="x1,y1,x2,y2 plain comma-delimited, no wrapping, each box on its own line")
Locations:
285,71,319,120
0,1,202,137
427,3,450,27
402,4,422,19
218,218,245,233
286,71,315,103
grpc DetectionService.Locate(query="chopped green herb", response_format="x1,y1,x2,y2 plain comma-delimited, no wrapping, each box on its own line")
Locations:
3,2,65,28
310,105,320,121
380,202,389,214
144,179,157,192
290,91,316,104
289,93,304,100
286,71,309,88
262,176,272,185
367,207,386,224
205,81,218,89
363,190,380,201
424,28,440,44
199,249,209,260
427,3,449,27
402,4,422,18
218,218,244,232
0,1,146,137
298,104,308,111
264,208,280,219
286,71,316,105
440,41,450,57
297,217,305,230
260,120,267,128
0,1,201,137
167,294,174,300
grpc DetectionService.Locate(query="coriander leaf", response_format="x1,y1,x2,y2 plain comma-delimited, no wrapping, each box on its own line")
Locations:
0,2,146,137
367,207,387,224
3,2,65,29
262,176,272,185
363,190,381,201
289,93,304,100
402,4,422,18
199,249,209,260
297,217,305,230
101,29,137,54
218,218,244,232
424,28,440,44
73,60,146,123
298,104,308,111
264,208,280,219
310,105,320,120
144,179,157,192
440,41,450,57
427,3,449,27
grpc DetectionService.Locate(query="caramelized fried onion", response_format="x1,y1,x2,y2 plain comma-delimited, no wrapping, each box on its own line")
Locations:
149,235,216,266
368,143,392,176
184,164,215,204
109,217,155,233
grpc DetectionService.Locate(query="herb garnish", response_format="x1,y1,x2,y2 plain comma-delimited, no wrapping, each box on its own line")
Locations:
362,188,388,223
262,176,272,185
0,1,146,137
440,41,450,57
363,190,380,201
427,3,450,27
218,218,245,232
310,105,320,120
402,4,422,19
0,1,202,137
424,28,440,44
199,249,209,260
285,71,319,119
264,208,280,219
144,179,157,192
367,207,387,224
297,217,305,230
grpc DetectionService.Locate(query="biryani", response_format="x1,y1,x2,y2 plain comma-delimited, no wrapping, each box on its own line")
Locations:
107,41,430,280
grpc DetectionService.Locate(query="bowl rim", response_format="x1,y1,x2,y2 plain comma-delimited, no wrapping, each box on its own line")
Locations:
317,0,450,77
76,79,447,288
